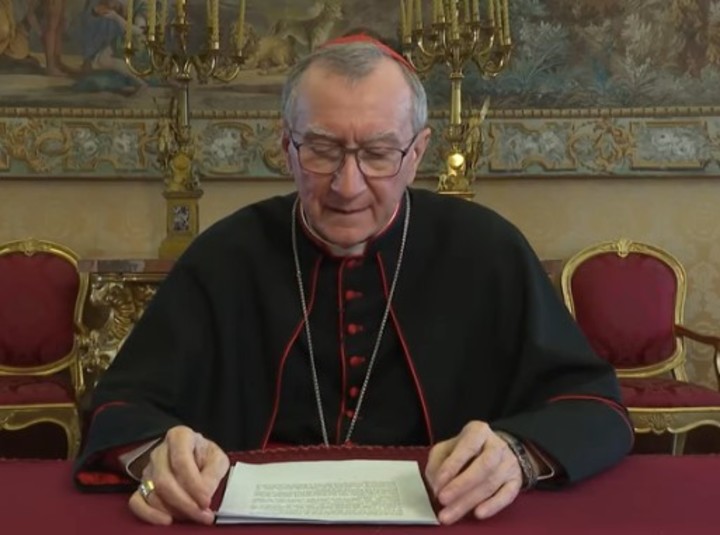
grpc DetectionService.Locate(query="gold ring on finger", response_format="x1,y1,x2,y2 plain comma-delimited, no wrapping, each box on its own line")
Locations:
138,479,156,503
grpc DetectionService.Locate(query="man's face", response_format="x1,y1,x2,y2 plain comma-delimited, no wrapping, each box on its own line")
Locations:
283,58,431,249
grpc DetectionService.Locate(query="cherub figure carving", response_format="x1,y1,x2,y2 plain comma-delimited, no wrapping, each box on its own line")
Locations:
438,151,469,192
155,96,179,174
438,97,490,192
464,96,490,178
153,96,198,192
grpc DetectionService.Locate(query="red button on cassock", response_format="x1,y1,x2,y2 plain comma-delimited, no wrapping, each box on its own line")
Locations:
347,323,363,335
349,386,360,398
345,290,363,301
348,356,366,367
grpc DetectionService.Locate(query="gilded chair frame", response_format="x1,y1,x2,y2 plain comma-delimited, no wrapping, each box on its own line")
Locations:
561,238,720,454
562,238,689,379
0,238,89,459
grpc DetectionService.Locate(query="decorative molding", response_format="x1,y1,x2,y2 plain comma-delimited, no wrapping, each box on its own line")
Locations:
489,121,576,172
631,120,712,170
81,278,159,378
479,107,720,119
3,112,720,179
0,108,166,119
631,410,720,435
63,121,150,172
0,122,9,171
17,238,52,256
6,105,720,120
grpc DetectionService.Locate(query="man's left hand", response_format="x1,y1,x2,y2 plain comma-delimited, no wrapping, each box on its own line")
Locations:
425,421,523,525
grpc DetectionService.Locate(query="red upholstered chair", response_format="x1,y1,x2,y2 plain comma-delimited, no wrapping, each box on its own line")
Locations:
561,238,720,455
0,239,88,459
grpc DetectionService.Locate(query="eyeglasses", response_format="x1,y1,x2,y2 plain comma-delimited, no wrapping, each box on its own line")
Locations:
289,132,419,179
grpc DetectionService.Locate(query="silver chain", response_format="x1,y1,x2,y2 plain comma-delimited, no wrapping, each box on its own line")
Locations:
290,190,411,446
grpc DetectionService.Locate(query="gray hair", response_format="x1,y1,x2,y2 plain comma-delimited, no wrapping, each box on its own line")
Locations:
280,42,428,134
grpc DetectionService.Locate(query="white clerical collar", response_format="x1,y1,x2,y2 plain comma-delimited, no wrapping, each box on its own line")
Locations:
299,201,402,257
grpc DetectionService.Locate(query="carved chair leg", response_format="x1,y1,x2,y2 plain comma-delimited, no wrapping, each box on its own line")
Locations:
671,432,687,456
65,412,82,460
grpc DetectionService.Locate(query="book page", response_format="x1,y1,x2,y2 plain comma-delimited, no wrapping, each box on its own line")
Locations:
216,459,438,525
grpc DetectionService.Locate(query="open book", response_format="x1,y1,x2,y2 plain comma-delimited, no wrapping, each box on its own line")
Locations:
216,459,439,525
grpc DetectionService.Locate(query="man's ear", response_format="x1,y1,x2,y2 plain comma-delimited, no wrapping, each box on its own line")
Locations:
281,130,292,168
281,130,291,152
410,126,432,168
403,127,431,187
415,126,432,154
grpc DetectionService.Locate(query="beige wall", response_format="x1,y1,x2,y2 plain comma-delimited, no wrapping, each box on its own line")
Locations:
2,177,719,386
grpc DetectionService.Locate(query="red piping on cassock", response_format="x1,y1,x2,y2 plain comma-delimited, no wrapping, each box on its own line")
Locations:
376,252,435,445
261,256,324,449
334,259,350,443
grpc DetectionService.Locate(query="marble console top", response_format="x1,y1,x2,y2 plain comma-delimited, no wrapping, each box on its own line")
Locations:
78,258,175,274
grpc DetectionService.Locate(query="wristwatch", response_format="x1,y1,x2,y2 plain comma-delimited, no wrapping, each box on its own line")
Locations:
495,431,538,490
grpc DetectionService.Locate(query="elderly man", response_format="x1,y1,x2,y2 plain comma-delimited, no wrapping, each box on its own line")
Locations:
74,35,633,526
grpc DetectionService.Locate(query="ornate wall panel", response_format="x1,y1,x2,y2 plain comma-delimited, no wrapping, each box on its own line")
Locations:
5,112,720,180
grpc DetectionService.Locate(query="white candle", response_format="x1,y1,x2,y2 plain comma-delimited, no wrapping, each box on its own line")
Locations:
450,0,459,39
205,1,211,33
414,0,423,30
125,0,135,49
147,0,156,40
176,0,186,23
159,0,167,41
502,0,510,43
212,0,220,45
236,0,246,52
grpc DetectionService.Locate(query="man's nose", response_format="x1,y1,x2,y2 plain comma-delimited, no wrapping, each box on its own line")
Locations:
331,153,367,197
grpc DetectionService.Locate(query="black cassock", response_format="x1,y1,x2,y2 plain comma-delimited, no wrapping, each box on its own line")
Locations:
75,188,632,489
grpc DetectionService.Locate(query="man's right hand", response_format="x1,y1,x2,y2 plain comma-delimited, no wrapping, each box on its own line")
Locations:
128,425,230,525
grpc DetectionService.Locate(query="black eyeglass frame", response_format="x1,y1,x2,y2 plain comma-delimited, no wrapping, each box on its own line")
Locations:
289,131,420,179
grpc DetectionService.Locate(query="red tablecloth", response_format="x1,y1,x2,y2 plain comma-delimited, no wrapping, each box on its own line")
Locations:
3,449,718,534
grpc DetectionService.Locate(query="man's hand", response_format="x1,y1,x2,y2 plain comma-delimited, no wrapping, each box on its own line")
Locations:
425,421,523,525
128,425,230,525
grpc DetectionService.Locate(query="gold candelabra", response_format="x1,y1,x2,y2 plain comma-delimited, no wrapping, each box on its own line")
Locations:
401,0,511,199
124,0,247,259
